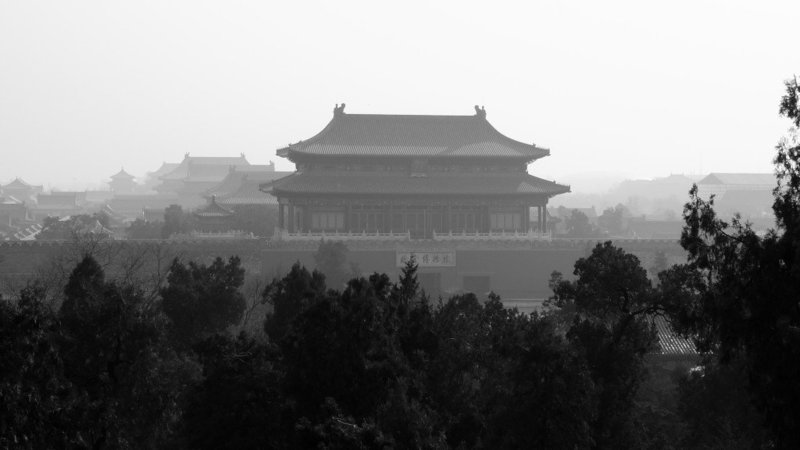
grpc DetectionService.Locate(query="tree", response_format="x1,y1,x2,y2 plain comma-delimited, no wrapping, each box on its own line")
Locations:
161,256,247,345
161,204,194,238
663,77,800,447
37,213,111,240
58,255,201,448
0,285,83,448
597,203,628,236
565,209,596,237
126,218,163,239
313,240,350,289
177,334,292,449
263,262,327,343
548,242,659,448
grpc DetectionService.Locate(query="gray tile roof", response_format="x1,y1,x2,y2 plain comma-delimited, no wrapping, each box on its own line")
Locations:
278,108,549,161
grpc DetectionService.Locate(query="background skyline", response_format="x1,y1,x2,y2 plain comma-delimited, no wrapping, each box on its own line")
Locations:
2,1,799,192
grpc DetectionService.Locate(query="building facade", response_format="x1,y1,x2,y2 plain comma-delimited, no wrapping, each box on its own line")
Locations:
267,105,569,239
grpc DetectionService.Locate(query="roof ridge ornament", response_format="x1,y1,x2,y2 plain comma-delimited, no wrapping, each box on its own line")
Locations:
474,105,486,119
333,103,346,117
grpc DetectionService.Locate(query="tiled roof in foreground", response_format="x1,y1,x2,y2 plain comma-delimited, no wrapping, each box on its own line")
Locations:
652,316,699,359
278,105,550,161
269,171,570,197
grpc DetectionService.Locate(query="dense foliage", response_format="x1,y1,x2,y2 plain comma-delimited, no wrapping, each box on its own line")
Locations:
659,77,800,448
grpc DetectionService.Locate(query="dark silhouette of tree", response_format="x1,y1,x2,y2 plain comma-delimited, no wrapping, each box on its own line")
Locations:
548,242,659,448
161,256,246,345
662,77,800,447
177,334,292,449
263,262,327,343
0,285,82,448
59,255,200,448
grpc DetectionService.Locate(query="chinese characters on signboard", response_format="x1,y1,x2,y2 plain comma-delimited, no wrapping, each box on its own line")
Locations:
396,251,456,268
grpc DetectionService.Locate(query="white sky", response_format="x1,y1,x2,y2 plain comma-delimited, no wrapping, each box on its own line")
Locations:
1,1,799,192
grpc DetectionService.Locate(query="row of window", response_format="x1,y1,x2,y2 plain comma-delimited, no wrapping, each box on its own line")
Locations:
296,164,526,173
309,211,523,232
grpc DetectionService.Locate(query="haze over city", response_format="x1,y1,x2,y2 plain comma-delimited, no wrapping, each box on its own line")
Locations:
2,1,799,191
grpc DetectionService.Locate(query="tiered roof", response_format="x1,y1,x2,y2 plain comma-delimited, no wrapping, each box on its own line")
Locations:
194,196,234,218
2,178,43,192
110,168,135,181
277,105,550,162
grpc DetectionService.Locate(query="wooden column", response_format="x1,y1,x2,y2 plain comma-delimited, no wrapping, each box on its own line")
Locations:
542,202,548,233
537,206,543,232
523,205,530,231
287,204,295,233
345,201,352,232
278,204,285,230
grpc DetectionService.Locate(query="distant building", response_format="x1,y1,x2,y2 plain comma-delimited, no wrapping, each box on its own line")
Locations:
109,168,137,193
0,195,33,235
1,178,43,204
31,192,86,219
193,196,235,232
205,167,289,207
697,173,774,196
144,162,180,192
698,173,775,219
107,193,180,220
155,153,263,206
267,105,569,239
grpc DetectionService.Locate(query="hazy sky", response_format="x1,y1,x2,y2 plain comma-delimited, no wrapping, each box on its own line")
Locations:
1,1,799,191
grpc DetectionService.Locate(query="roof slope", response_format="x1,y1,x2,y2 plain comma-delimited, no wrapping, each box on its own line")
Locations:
110,168,135,180
2,178,42,190
269,171,570,197
278,106,549,161
652,316,699,357
195,197,234,217
208,170,290,203
698,173,775,186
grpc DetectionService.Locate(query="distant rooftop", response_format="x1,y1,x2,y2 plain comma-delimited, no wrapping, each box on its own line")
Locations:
698,173,774,186
110,168,135,180
160,153,251,181
2,177,43,190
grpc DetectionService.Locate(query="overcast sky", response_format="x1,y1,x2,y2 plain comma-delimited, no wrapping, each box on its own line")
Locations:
1,1,799,191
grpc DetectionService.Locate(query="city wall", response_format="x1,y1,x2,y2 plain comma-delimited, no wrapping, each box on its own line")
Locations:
0,238,685,301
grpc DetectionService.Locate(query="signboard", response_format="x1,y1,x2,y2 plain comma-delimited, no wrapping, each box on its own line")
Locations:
396,251,456,268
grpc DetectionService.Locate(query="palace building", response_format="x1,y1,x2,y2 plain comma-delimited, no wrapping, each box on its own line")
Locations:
267,105,569,240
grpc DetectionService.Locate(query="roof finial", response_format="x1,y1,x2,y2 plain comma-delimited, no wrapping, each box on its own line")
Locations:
334,103,346,117
474,105,486,119
184,152,190,159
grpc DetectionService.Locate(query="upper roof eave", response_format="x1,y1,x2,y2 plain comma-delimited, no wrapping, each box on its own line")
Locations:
275,107,550,161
